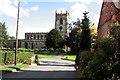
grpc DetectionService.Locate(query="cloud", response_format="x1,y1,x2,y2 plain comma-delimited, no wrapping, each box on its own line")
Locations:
20,7,29,17
69,3,89,22
96,0,103,5
64,0,92,4
64,0,104,5
0,0,17,18
0,0,29,19
93,14,100,29
30,6,39,11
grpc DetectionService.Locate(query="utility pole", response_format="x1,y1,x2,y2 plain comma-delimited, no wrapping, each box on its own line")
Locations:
15,0,20,65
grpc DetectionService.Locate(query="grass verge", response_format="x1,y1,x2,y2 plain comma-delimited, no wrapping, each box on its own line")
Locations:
34,53,57,58
0,64,29,74
61,55,76,61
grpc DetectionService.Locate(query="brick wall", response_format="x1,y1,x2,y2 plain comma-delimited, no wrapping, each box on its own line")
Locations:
98,0,120,38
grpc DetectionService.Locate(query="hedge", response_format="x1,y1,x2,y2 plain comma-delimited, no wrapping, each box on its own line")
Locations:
1,51,33,65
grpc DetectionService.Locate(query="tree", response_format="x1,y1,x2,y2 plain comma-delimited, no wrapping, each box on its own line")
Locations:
45,29,63,50
65,18,81,52
66,27,78,51
9,36,15,40
89,26,97,51
0,22,9,47
80,11,91,51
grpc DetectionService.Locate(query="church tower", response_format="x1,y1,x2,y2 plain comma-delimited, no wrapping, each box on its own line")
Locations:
55,10,69,40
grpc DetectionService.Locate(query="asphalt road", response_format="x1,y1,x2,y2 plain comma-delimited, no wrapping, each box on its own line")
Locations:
2,54,78,80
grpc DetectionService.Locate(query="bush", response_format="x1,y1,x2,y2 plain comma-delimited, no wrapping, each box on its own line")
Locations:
1,51,33,65
2,51,15,65
78,36,120,80
77,51,93,78
67,51,77,55
18,52,33,63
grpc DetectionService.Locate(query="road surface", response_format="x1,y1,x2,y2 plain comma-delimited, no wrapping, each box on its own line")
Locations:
2,54,78,80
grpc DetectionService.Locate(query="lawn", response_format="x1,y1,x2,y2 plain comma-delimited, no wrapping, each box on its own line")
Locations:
0,64,29,74
34,53,57,58
61,55,76,61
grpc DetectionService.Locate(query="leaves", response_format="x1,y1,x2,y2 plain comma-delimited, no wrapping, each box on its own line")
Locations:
0,22,9,47
45,29,63,50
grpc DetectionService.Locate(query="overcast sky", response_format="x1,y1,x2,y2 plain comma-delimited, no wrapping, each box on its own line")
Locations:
0,0,103,39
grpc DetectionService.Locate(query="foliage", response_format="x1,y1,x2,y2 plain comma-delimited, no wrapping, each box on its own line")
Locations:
77,14,120,80
8,36,15,40
78,34,120,79
0,22,9,47
89,26,97,51
80,11,91,51
67,51,77,55
65,27,78,51
18,52,33,63
61,55,76,61
110,21,120,51
45,29,63,50
75,12,92,66
1,51,33,65
78,51,93,76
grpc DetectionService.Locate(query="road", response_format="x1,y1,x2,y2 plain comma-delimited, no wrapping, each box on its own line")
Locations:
2,54,78,80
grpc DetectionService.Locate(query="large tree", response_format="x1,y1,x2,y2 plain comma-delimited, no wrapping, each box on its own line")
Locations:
80,11,91,51
65,19,81,52
0,22,9,47
45,29,63,50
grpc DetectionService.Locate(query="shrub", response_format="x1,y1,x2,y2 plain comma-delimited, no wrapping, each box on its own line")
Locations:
77,51,93,78
18,52,33,63
1,51,33,65
78,36,120,80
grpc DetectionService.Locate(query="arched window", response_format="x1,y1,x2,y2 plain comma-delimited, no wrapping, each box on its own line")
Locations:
60,18,63,24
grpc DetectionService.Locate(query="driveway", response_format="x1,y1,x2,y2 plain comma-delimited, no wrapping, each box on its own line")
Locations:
2,54,78,79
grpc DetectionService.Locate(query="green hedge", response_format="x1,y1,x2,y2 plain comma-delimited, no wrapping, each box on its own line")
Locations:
1,51,33,65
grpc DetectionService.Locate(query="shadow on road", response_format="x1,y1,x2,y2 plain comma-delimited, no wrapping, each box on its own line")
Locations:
36,64,75,67
2,54,78,80
2,69,79,80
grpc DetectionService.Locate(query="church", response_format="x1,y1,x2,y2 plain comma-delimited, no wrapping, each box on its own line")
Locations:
7,10,70,49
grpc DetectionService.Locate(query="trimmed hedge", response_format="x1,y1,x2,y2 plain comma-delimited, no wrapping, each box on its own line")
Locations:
1,51,33,65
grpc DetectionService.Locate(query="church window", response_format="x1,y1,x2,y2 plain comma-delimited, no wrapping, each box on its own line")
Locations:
45,35,46,38
41,35,43,40
34,35,36,39
59,26,63,31
30,35,32,39
60,18,63,24
37,35,39,40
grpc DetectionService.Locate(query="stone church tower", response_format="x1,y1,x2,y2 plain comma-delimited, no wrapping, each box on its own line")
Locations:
98,0,120,38
55,10,70,40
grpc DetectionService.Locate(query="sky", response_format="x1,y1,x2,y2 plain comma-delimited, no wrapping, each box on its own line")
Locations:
0,0,103,39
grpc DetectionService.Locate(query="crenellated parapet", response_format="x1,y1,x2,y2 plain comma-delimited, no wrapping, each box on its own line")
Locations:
25,32,48,40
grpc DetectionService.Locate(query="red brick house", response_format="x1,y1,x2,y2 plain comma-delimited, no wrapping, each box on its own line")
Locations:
98,0,120,38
